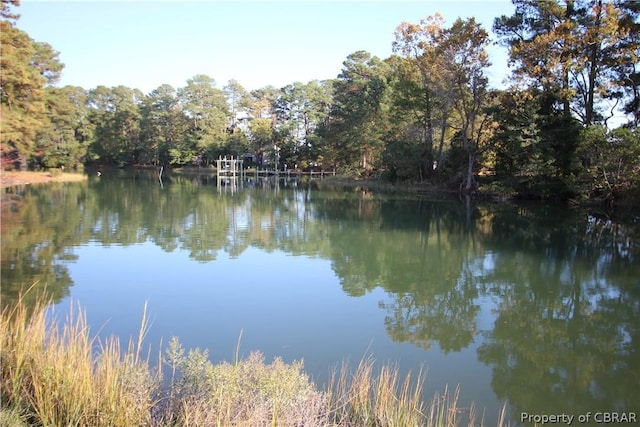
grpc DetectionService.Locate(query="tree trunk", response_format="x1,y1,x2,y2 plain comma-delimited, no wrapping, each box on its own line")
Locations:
18,152,27,171
421,84,434,178
464,149,475,192
585,0,603,126
436,106,450,173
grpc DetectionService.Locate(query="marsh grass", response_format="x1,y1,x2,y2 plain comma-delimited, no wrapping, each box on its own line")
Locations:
1,295,509,426
0,295,157,426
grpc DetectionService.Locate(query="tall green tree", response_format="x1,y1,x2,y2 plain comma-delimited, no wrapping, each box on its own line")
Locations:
140,84,186,165
87,85,144,166
33,86,91,168
489,88,583,198
247,118,272,163
176,75,228,165
322,51,390,175
223,79,249,131
246,86,279,165
223,80,251,157
0,2,62,169
273,80,332,169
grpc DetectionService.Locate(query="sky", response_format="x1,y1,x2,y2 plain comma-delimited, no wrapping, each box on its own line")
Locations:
17,1,515,94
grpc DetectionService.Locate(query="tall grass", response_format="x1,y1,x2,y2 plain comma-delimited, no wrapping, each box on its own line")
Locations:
0,295,157,426
1,295,509,426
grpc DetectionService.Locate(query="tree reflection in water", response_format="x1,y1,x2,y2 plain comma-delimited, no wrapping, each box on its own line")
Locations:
1,173,638,420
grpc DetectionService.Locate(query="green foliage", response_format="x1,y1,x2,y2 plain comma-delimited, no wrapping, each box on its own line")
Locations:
139,84,187,165
223,78,250,131
489,90,583,198
272,80,333,169
0,20,48,169
33,86,91,169
248,117,273,163
0,2,66,170
86,85,145,166
164,337,320,426
577,125,640,204
322,51,391,176
177,75,229,165
382,137,423,181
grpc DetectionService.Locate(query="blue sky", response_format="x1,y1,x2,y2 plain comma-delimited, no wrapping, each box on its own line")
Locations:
18,1,514,93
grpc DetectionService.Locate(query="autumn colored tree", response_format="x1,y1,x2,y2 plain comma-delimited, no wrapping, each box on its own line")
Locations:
494,0,636,126
391,16,493,188
0,0,19,21
392,15,449,178
493,1,638,199
1,0,635,203
609,1,640,127
444,18,493,192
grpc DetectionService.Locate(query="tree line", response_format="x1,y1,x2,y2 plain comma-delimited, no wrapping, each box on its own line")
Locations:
1,0,638,202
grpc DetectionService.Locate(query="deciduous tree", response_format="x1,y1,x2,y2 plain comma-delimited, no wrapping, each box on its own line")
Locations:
392,15,449,178
445,18,493,192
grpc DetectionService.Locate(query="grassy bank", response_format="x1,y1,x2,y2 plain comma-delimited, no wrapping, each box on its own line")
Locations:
1,296,509,426
0,170,87,189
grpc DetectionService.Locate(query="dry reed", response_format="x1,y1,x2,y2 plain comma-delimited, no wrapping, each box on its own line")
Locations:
1,294,509,426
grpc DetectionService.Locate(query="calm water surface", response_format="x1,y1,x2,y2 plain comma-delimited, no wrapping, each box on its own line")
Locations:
2,172,639,425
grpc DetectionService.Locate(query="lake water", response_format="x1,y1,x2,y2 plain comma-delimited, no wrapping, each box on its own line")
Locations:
2,171,639,425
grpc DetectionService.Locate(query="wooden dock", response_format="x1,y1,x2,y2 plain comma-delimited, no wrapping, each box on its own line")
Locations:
215,156,335,179
216,156,245,178
244,169,335,178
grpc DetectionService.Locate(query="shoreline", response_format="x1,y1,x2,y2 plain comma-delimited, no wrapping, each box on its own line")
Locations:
0,170,87,189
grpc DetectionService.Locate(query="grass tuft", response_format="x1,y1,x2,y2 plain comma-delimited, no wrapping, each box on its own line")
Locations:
0,295,157,426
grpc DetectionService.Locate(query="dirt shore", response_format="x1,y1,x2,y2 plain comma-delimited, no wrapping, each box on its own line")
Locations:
0,171,87,189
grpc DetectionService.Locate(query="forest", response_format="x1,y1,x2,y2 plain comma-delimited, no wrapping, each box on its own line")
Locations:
1,0,638,203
